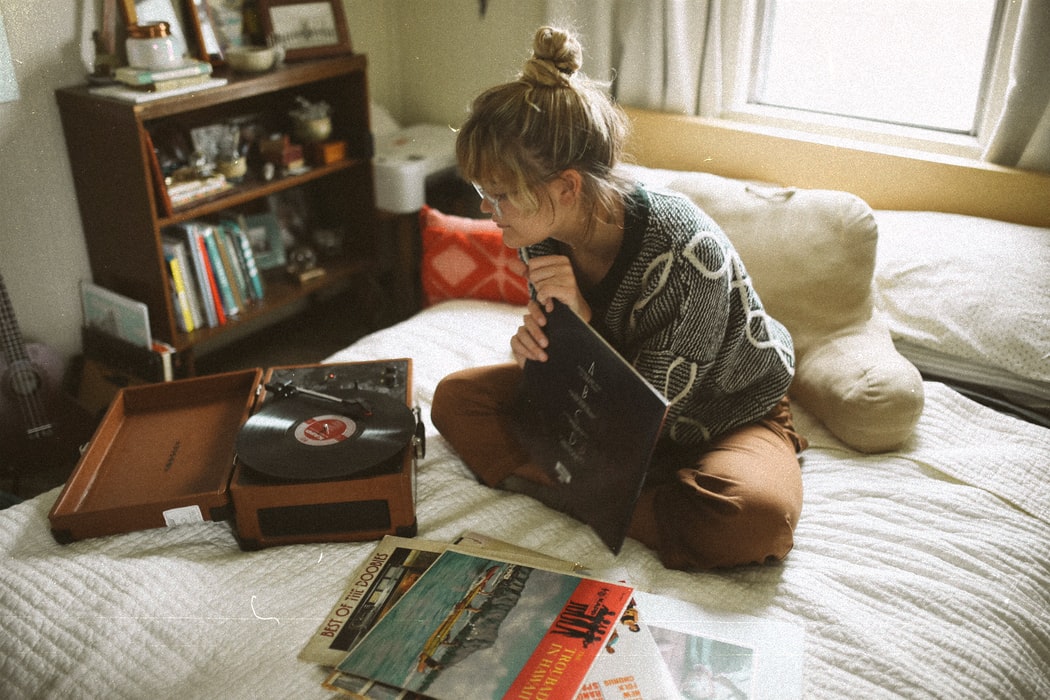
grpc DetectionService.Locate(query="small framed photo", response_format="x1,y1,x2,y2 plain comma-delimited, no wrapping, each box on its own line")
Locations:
244,211,286,270
184,0,245,65
258,0,352,61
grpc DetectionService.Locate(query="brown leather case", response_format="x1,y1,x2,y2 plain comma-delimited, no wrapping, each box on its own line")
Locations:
48,361,418,549
49,370,261,543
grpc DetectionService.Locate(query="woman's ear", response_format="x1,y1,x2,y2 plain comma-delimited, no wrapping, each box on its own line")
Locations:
553,169,584,206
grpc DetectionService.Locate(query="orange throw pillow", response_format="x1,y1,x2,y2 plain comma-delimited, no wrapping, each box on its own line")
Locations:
419,205,530,307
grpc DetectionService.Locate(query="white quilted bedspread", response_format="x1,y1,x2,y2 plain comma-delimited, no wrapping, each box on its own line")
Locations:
2,300,1049,699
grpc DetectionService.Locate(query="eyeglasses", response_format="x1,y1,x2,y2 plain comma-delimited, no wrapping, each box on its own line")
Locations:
472,182,508,218
472,171,561,219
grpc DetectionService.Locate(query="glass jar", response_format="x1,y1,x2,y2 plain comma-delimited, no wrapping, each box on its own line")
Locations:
125,22,180,71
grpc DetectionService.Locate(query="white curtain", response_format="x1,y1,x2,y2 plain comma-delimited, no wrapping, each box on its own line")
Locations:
982,0,1050,173
545,0,715,115
547,0,1050,174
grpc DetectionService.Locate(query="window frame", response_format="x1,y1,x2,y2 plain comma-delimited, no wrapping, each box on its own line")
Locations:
708,0,1020,160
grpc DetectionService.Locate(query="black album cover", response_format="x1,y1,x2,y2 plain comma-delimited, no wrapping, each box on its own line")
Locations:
513,300,670,553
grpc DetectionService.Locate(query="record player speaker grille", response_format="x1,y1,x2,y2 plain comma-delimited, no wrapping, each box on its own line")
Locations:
256,500,390,538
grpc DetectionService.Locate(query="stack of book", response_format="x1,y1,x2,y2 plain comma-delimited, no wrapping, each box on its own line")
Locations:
114,59,215,92
90,59,228,103
166,174,232,208
162,218,266,333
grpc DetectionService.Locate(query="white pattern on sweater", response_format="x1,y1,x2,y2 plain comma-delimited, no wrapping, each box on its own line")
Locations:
524,186,794,453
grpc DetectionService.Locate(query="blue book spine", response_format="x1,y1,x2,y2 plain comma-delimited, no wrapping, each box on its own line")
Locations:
201,225,240,317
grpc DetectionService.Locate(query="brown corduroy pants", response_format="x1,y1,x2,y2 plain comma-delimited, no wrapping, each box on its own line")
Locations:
431,362,806,570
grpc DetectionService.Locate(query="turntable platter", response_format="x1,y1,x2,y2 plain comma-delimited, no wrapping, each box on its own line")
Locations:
235,390,415,481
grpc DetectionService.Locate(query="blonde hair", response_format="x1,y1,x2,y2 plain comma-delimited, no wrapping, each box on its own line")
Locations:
456,26,632,218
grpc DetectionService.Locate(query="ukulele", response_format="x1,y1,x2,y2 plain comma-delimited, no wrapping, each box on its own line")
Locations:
0,271,95,496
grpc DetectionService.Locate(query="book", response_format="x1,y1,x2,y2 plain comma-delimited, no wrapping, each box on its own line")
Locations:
214,226,247,312
161,237,205,330
137,73,214,93
195,228,228,325
222,218,265,301
89,77,228,103
167,173,231,208
201,225,240,317
79,281,151,349
512,300,670,553
333,549,634,699
574,594,682,699
215,227,249,308
113,59,213,86
179,223,224,327
626,591,804,700
163,252,195,333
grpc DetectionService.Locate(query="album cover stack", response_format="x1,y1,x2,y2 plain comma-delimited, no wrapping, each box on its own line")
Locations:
303,534,805,699
48,360,421,550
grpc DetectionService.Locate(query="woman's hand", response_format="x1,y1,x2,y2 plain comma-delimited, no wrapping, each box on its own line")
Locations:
511,300,551,367
508,255,592,368
523,255,591,321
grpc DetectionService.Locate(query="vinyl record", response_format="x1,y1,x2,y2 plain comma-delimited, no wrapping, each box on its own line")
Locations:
236,390,414,481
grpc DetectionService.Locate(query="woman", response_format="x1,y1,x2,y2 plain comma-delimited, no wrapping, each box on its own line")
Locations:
431,27,806,570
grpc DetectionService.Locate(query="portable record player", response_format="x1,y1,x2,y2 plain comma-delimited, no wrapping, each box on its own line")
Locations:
48,360,422,550
229,360,421,549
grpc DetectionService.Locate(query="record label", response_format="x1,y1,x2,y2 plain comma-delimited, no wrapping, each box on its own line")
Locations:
295,415,356,446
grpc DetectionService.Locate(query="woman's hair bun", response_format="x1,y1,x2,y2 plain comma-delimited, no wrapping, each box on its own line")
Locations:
521,26,582,87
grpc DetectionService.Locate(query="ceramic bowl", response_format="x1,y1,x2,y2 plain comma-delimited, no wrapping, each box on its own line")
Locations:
225,46,277,73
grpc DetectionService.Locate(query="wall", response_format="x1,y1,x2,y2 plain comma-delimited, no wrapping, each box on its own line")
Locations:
0,2,99,360
387,0,545,127
0,0,545,364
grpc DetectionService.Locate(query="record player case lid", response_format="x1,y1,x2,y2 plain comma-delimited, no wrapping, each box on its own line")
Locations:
49,369,263,542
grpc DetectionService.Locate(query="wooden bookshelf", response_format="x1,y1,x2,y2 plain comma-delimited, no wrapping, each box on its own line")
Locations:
56,55,378,374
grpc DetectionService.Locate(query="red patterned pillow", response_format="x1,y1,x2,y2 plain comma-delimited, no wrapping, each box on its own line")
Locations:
419,205,530,307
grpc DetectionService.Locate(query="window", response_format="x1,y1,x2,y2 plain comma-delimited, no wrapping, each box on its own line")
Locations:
752,0,1001,134
715,0,1017,158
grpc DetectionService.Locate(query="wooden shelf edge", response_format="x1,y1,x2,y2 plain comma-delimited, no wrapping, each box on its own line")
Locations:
158,158,365,225
171,256,372,352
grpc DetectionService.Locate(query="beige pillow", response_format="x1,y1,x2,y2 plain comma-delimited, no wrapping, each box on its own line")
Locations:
646,169,924,452
874,210,1050,389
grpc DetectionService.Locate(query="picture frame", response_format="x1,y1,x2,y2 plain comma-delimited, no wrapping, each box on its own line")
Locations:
258,0,352,61
184,0,246,65
244,211,286,270
268,188,311,242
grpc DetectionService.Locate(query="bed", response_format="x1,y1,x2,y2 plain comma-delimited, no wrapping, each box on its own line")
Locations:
3,109,1049,699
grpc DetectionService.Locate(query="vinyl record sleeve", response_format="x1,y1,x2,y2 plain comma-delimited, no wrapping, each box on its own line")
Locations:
513,300,670,553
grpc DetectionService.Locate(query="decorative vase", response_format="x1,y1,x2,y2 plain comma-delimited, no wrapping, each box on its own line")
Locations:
294,116,332,144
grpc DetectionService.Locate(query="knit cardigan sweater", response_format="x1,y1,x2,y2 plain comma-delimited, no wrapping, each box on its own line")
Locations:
523,185,795,455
